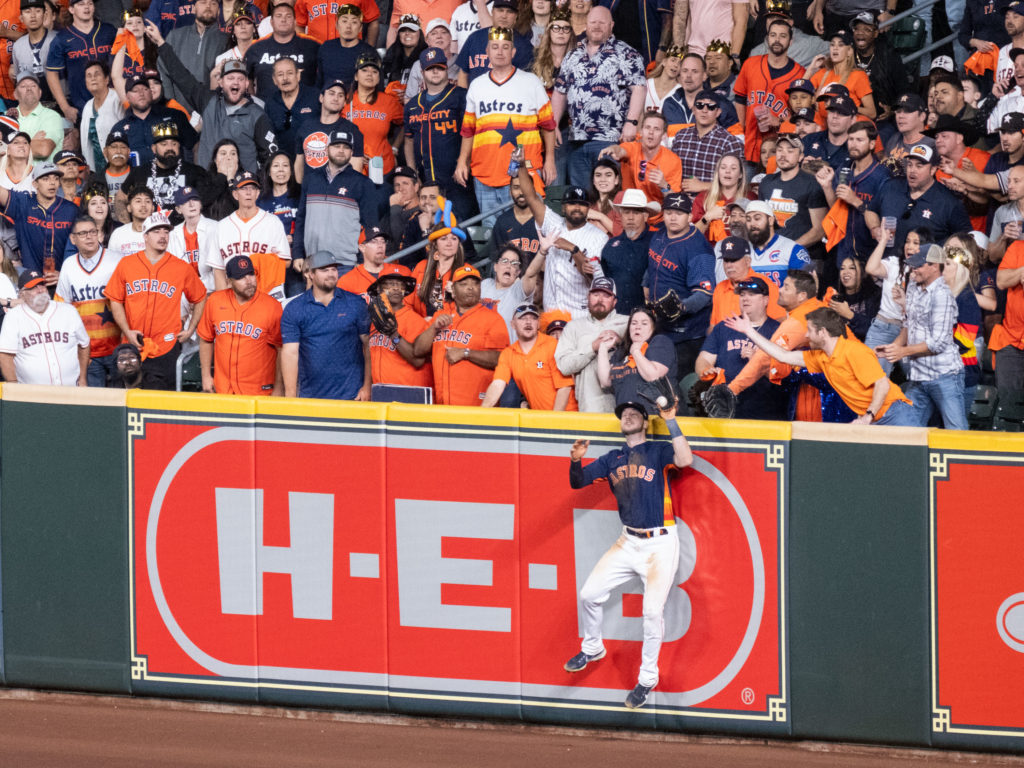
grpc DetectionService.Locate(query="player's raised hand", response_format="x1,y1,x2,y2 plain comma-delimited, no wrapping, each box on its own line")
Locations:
570,439,589,460
657,401,678,421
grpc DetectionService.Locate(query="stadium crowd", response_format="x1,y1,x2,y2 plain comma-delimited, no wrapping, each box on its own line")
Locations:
0,0,1021,429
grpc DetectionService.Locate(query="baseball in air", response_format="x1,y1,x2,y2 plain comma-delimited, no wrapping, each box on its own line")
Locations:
656,396,668,408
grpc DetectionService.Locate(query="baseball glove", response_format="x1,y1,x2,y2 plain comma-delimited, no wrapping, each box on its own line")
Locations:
635,375,679,412
649,290,683,324
701,384,737,419
368,292,398,336
689,376,714,417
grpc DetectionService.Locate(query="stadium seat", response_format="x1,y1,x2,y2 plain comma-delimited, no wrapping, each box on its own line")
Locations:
678,372,700,417
968,384,998,430
993,390,1024,431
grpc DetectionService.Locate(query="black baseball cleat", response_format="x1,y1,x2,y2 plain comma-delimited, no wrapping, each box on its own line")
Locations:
624,682,654,709
563,648,606,672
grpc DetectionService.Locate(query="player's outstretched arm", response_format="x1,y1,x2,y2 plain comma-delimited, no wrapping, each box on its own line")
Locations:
659,403,694,468
569,439,590,488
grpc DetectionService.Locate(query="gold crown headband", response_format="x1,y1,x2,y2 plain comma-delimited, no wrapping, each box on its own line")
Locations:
488,26,514,41
336,3,362,15
706,39,730,55
550,6,572,23
122,8,143,21
945,246,972,268
665,45,686,59
152,122,178,139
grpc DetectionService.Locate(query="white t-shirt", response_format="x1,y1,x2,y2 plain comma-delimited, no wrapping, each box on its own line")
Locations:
481,276,530,341
450,0,492,53
0,300,90,385
107,223,147,260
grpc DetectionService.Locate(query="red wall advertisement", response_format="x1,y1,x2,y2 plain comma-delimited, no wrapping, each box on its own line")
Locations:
129,408,787,727
932,452,1024,740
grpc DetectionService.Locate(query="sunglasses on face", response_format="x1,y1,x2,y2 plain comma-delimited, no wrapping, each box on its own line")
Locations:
694,101,718,111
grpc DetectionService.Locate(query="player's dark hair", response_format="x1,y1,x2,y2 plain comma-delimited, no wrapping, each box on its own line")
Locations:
786,269,816,299
805,307,847,337
848,120,877,142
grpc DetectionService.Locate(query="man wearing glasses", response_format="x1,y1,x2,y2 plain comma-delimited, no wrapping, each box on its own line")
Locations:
869,142,971,254
55,215,122,386
670,88,744,192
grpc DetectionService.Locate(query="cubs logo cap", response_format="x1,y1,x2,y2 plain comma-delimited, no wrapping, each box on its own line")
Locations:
174,186,201,205
328,130,355,146
589,276,616,296
225,256,256,279
720,236,751,261
661,192,692,212
419,46,448,69
734,276,770,295
18,270,45,290
906,142,937,164
142,212,172,233
452,264,482,282
232,171,261,190
513,303,540,318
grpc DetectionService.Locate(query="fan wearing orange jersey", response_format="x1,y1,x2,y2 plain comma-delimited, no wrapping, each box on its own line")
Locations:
197,255,283,395
338,224,392,296
366,263,432,388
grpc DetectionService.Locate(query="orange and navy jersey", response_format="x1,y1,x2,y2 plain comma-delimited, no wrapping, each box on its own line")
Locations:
493,332,576,411
105,251,207,358
573,440,678,529
55,247,121,358
347,90,403,175
461,68,556,189
296,0,378,42
734,55,806,163
369,304,432,387
431,302,509,405
404,84,466,186
197,288,282,395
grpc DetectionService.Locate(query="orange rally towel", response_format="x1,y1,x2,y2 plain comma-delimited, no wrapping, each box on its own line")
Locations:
965,49,998,76
823,199,849,252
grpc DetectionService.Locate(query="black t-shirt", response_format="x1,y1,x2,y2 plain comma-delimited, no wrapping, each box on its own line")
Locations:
758,169,828,244
608,334,678,407
123,160,212,216
488,209,540,272
245,35,320,99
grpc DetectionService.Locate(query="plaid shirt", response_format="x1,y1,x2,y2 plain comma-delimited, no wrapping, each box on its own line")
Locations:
670,124,745,183
904,277,963,381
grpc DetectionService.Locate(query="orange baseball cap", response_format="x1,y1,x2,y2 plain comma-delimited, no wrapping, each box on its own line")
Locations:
451,265,481,282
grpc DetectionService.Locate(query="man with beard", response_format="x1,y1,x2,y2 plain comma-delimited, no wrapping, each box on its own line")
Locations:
118,75,198,166
704,40,737,104
554,277,629,412
487,175,540,267
108,186,153,258
734,17,805,166
105,212,208,390
600,189,658,316
110,343,144,387
850,12,912,120
743,200,811,287
816,120,890,272
0,162,78,277
364,263,432,389
516,164,608,318
0,270,90,385
281,249,371,400
156,0,228,115
198,255,284,395
802,95,855,169
643,192,715,375
122,121,211,216
883,93,934,173
869,143,971,253
294,78,364,183
245,2,320,98
152,37,277,173
758,134,827,262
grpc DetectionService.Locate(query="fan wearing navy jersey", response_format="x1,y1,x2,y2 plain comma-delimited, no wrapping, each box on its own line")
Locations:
643,192,715,377
486,175,540,267
455,0,533,85
565,399,694,711
45,0,116,122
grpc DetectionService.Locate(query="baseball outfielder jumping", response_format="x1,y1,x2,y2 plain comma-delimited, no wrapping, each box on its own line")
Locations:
565,398,693,710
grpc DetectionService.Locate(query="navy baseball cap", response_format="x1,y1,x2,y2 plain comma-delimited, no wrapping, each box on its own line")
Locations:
18,270,45,290
1001,112,1024,132
792,107,816,123
786,78,815,95
816,83,850,101
392,165,418,181
364,224,391,241
105,129,130,147
826,95,857,116
662,192,692,213
53,149,83,165
1003,0,1024,15
562,186,589,205
895,92,926,113
226,255,256,279
589,276,616,296
419,46,448,69
126,73,149,91
734,276,770,295
720,236,751,261
329,130,355,147
174,186,201,205
321,78,347,94
232,170,260,190
614,400,648,419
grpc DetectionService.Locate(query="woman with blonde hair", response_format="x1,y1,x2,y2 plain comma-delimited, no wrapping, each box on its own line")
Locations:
645,46,685,114
805,28,876,120
943,240,983,421
693,154,747,243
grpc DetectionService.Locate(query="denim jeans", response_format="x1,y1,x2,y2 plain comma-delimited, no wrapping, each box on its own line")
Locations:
474,181,512,228
875,399,919,426
87,353,116,387
864,316,902,375
904,370,968,430
568,139,614,189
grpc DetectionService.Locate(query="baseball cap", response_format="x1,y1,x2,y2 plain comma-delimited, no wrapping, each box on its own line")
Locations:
20,0,45,9
225,255,256,279
363,224,391,241
142,212,172,233
816,83,850,101
1001,112,1024,133
492,0,517,9
661,192,692,213
355,52,382,70
905,142,937,165
513,302,540,318
562,186,589,205
328,130,355,146
397,13,420,31
720,236,751,261
734,276,770,295
540,309,571,334
612,188,660,214
726,198,749,212
849,10,878,27
231,10,256,23
392,165,419,181
786,78,815,95
589,276,616,296
826,95,856,116
232,170,260,190
1004,0,1024,15
895,92,926,113
368,263,416,295
307,250,341,269
174,186,201,205
15,70,39,86
776,133,804,149
425,17,450,34
105,129,130,147
746,200,776,219
792,106,817,123
321,78,347,94
694,88,719,104
614,400,648,419
221,58,247,76
53,149,83,165
419,46,448,69
31,162,61,181
829,28,853,46
930,55,955,73
125,73,149,91
18,270,45,290
905,243,946,268
452,264,481,282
